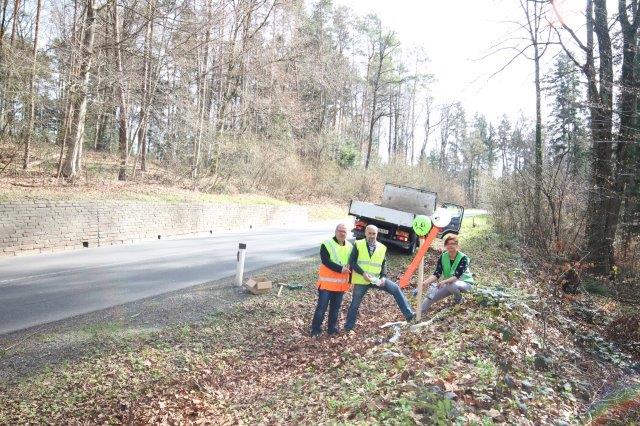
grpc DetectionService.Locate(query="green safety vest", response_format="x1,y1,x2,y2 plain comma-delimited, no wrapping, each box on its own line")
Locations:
441,251,474,283
351,239,386,285
322,238,352,266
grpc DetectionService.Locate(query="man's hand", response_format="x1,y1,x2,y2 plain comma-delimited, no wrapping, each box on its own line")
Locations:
341,265,350,274
369,276,384,286
363,272,374,282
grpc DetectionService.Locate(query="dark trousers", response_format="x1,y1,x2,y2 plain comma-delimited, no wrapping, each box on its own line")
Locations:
344,279,414,331
311,289,345,336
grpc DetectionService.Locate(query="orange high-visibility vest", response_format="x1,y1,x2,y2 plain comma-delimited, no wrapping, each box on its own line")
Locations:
317,238,353,292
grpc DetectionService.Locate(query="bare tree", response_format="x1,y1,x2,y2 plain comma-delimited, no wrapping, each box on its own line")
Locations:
62,0,99,179
555,0,614,273
519,0,552,238
605,0,640,268
362,16,397,169
112,0,128,181
22,0,42,170
138,0,155,173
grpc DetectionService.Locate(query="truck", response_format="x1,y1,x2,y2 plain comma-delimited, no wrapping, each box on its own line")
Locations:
348,183,464,253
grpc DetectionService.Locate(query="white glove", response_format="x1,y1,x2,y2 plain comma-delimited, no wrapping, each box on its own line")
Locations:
371,277,385,286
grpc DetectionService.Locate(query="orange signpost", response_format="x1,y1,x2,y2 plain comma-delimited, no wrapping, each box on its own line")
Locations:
398,226,440,288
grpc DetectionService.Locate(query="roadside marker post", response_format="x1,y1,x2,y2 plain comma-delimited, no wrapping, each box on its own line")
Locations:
416,238,425,321
236,243,247,287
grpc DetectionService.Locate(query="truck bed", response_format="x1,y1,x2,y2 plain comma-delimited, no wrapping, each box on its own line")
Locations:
349,200,415,228
380,184,437,216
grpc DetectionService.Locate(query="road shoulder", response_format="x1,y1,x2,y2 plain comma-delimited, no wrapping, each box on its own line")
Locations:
0,256,316,384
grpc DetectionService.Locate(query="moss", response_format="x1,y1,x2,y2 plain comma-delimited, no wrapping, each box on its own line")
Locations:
583,276,610,296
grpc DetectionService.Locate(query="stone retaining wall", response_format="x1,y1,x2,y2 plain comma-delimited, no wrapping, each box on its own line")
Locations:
0,201,308,256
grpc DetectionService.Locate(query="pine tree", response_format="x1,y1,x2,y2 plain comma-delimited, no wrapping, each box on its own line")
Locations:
546,52,586,168
497,114,511,176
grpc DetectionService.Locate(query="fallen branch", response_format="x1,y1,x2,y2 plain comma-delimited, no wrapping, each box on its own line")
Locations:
2,325,50,353
410,316,440,332
388,326,402,343
379,321,406,329
10,182,38,188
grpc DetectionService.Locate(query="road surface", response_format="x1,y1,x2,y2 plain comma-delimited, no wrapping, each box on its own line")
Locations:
0,222,344,335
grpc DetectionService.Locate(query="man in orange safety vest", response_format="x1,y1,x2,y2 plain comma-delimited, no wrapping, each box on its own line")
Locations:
310,223,353,337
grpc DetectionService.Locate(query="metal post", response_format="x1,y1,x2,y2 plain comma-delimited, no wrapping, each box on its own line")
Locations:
416,238,425,321
236,243,247,287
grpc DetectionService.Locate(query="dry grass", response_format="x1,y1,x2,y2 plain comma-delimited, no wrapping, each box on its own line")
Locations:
0,142,290,206
1,138,472,229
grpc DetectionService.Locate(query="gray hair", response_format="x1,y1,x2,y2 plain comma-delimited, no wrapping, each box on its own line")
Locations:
365,224,378,233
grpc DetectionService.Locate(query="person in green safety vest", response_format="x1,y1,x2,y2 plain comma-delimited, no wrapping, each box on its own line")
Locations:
419,233,474,315
344,224,415,332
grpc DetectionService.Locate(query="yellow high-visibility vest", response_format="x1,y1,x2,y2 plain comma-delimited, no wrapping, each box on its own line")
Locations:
351,239,386,285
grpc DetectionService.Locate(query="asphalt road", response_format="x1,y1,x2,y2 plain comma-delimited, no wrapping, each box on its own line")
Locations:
0,222,344,335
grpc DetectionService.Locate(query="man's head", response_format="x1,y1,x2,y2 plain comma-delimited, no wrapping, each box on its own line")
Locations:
364,224,378,245
443,234,459,256
335,223,348,244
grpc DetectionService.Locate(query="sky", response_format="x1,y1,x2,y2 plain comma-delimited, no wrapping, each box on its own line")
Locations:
331,0,592,159
334,0,587,123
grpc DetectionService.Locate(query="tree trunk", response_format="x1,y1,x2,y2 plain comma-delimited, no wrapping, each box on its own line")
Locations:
419,98,432,163
0,0,8,133
409,66,418,165
0,0,21,136
604,0,640,268
112,0,128,181
393,87,400,160
9,0,18,45
192,13,210,180
22,0,42,170
439,109,450,171
533,41,542,233
138,0,155,172
387,92,392,160
93,109,105,150
364,55,382,169
61,0,96,179
585,0,614,274
620,141,639,256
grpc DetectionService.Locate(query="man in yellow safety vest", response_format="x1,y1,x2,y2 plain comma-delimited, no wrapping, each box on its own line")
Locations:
310,223,353,337
344,224,415,332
